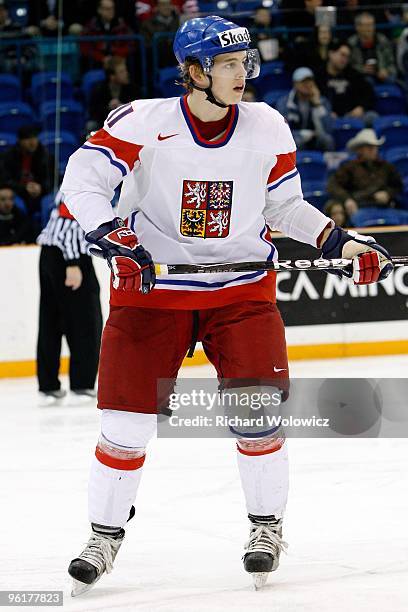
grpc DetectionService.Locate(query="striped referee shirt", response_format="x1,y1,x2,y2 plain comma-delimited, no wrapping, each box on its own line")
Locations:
37,192,90,266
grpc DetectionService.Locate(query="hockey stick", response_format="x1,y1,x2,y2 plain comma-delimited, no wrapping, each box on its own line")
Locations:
154,256,408,276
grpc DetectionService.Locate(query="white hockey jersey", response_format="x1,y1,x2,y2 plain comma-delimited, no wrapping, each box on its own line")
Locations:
61,95,331,309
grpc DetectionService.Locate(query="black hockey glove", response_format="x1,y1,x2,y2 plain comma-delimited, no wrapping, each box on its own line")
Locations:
86,217,155,293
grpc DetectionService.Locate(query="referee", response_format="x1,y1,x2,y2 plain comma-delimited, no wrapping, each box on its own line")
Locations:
37,193,103,405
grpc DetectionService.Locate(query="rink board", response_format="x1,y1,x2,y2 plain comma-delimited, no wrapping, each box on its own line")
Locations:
0,230,407,378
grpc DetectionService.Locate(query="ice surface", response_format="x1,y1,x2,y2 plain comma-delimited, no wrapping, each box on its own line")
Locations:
0,355,407,611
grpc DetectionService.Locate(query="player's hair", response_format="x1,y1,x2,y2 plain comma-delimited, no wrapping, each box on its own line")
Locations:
178,58,204,93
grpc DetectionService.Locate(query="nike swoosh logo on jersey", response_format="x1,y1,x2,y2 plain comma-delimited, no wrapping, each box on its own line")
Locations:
157,133,179,141
273,367,287,372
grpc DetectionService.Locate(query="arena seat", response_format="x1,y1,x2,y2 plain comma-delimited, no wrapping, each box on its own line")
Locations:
39,100,84,136
31,72,74,106
384,146,408,176
302,180,327,211
0,102,35,133
333,117,364,151
263,89,290,108
350,207,408,227
40,193,57,228
0,132,17,153
296,151,327,182
0,74,21,103
254,61,292,96
374,84,407,116
236,0,267,14
13,194,27,213
156,66,183,97
82,69,105,104
374,115,408,150
398,176,408,210
198,0,232,14
38,131,78,165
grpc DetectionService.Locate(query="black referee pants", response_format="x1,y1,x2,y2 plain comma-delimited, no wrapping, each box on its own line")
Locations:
37,246,103,392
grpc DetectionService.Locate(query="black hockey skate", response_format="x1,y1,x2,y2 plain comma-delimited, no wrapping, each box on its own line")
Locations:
68,506,135,596
68,527,125,596
243,514,288,590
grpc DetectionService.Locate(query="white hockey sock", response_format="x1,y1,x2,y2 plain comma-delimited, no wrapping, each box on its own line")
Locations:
236,438,289,518
88,454,143,528
88,410,157,528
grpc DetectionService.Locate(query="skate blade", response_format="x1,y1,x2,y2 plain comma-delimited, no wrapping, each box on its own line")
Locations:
71,577,99,597
252,572,269,590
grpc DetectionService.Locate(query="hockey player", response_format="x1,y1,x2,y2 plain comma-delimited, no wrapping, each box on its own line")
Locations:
61,16,393,594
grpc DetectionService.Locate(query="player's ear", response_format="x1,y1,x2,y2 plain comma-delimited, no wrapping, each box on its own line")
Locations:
189,63,206,87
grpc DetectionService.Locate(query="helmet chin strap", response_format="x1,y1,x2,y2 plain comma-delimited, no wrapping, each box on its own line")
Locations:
192,75,230,109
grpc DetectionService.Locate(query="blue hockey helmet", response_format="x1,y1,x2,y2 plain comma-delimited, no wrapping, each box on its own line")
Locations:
173,15,260,79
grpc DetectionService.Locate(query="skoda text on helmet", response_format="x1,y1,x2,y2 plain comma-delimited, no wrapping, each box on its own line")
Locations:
173,15,261,108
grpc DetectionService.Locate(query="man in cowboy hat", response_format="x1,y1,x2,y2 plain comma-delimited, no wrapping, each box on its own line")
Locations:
327,128,403,216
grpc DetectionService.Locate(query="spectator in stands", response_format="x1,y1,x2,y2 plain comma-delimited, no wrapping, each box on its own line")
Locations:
242,83,257,102
128,0,185,25
0,0,22,66
336,1,387,27
252,7,281,63
397,19,408,84
336,0,360,27
315,40,377,126
81,0,134,68
289,24,336,73
275,67,334,151
37,193,103,406
0,1,38,78
177,0,199,19
0,0,20,36
140,0,180,68
281,0,323,29
304,0,323,25
327,128,403,216
88,57,139,130
115,0,139,31
0,125,54,221
324,199,350,227
26,0,85,35
0,184,33,245
348,12,397,83
307,24,334,71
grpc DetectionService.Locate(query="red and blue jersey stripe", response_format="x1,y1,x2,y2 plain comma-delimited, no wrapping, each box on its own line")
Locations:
267,151,298,192
81,128,143,177
180,95,239,148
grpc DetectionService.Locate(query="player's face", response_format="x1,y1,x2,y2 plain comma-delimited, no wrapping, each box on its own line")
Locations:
210,52,247,104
